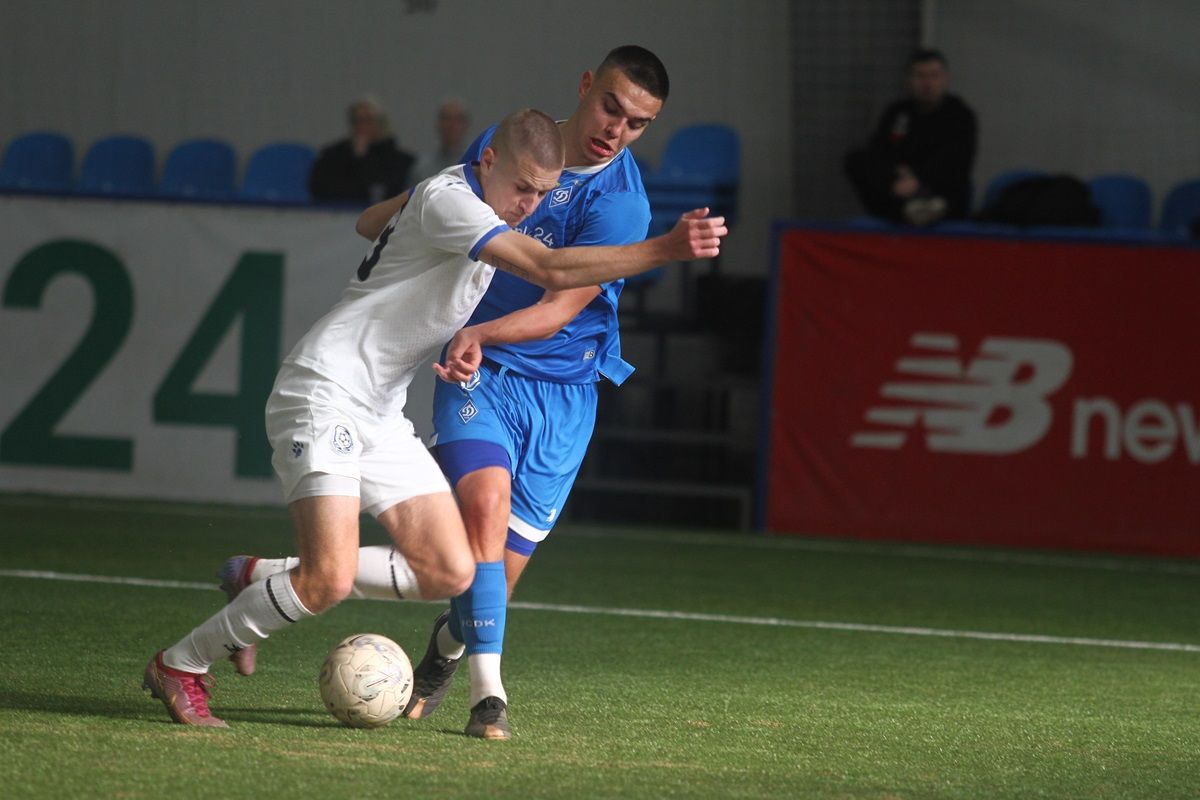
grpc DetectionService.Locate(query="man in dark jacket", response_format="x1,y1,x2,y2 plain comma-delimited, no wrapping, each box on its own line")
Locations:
845,49,977,225
309,96,416,204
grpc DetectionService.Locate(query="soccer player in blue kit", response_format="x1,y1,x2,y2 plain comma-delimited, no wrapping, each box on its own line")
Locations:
417,45,668,739
222,46,675,739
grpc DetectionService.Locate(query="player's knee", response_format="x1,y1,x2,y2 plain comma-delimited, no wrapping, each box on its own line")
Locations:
419,556,475,600
293,571,354,612
443,554,476,598
458,481,509,534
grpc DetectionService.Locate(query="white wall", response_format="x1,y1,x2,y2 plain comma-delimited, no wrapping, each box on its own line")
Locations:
933,0,1200,218
0,0,793,275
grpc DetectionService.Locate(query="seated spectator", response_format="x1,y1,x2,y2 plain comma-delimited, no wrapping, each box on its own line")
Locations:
309,95,415,204
844,49,977,226
411,98,471,182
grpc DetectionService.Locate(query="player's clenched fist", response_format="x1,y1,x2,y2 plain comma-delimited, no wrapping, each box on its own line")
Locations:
668,208,728,260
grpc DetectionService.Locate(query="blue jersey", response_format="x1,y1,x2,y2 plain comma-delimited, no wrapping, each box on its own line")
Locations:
460,125,651,385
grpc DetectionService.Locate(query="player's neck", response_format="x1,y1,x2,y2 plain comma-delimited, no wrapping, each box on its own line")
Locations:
558,118,615,171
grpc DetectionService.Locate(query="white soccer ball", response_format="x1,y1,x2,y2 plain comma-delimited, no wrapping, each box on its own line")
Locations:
318,633,414,728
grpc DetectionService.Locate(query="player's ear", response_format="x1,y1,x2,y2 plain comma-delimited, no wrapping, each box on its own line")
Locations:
480,146,497,174
578,70,594,100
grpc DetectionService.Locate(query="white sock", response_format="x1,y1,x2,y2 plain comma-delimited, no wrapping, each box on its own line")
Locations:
437,618,465,660
349,545,422,600
250,557,299,583
251,547,420,600
163,571,313,673
468,653,506,707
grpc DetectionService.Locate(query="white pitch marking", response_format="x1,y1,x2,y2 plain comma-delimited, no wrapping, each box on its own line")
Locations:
1,569,1196,654
509,601,1200,654
0,569,216,592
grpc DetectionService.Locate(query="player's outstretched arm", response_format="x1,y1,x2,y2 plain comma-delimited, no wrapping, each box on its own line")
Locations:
478,209,727,291
433,287,601,383
355,191,411,240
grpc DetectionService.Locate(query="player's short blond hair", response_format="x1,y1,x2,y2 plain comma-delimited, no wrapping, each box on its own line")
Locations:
491,109,564,171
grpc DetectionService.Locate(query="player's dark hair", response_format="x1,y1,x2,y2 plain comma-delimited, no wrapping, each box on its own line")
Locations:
908,48,948,68
597,45,670,102
492,108,564,170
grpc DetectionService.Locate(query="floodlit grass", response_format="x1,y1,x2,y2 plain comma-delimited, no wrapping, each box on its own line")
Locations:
1,494,1197,799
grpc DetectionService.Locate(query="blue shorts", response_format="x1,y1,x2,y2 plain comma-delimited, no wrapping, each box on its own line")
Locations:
430,360,597,554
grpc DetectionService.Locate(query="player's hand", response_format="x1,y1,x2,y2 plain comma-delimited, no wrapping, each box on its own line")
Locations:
892,165,920,198
432,328,484,383
668,208,728,260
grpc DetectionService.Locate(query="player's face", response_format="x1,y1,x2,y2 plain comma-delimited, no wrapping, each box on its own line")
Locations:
570,67,663,165
908,60,948,109
479,148,561,227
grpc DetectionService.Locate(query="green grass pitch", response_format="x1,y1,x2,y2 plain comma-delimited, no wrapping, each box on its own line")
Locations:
1,493,1198,799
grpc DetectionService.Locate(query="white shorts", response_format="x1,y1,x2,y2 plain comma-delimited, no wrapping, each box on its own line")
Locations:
265,364,450,517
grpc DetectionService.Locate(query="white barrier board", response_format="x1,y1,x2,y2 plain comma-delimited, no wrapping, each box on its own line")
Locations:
0,196,437,505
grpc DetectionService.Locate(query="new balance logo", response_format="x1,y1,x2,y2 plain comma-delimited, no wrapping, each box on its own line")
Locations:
851,332,1073,455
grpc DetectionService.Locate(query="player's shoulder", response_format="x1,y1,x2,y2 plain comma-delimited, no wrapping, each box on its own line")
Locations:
565,152,648,220
580,149,647,196
421,164,472,192
414,164,479,207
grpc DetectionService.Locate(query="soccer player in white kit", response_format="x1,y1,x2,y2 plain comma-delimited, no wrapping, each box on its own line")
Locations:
142,108,727,727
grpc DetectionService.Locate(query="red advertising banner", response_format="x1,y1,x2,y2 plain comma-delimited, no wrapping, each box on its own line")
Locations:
765,226,1200,556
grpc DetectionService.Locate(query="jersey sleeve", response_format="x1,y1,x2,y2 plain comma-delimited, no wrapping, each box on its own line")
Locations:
570,191,652,247
418,178,509,260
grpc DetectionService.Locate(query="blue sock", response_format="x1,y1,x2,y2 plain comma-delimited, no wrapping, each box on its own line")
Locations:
455,560,507,656
448,595,463,643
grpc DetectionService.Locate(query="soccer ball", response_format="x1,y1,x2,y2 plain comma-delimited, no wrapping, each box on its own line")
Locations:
318,633,414,728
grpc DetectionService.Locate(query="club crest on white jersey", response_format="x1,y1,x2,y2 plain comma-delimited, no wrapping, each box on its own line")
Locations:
459,370,481,392
332,424,355,455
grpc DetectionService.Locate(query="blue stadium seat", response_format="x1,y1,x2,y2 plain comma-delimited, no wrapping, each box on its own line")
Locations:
653,124,740,188
160,138,237,200
0,131,74,192
1159,178,1200,236
980,169,1046,211
78,135,156,196
240,142,315,203
1088,174,1152,229
642,124,740,225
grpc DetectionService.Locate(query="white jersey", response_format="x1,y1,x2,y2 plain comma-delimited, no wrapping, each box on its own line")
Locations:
284,165,508,418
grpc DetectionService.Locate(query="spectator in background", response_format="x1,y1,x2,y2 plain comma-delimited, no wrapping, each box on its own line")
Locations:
309,95,415,204
411,99,471,182
844,49,977,226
